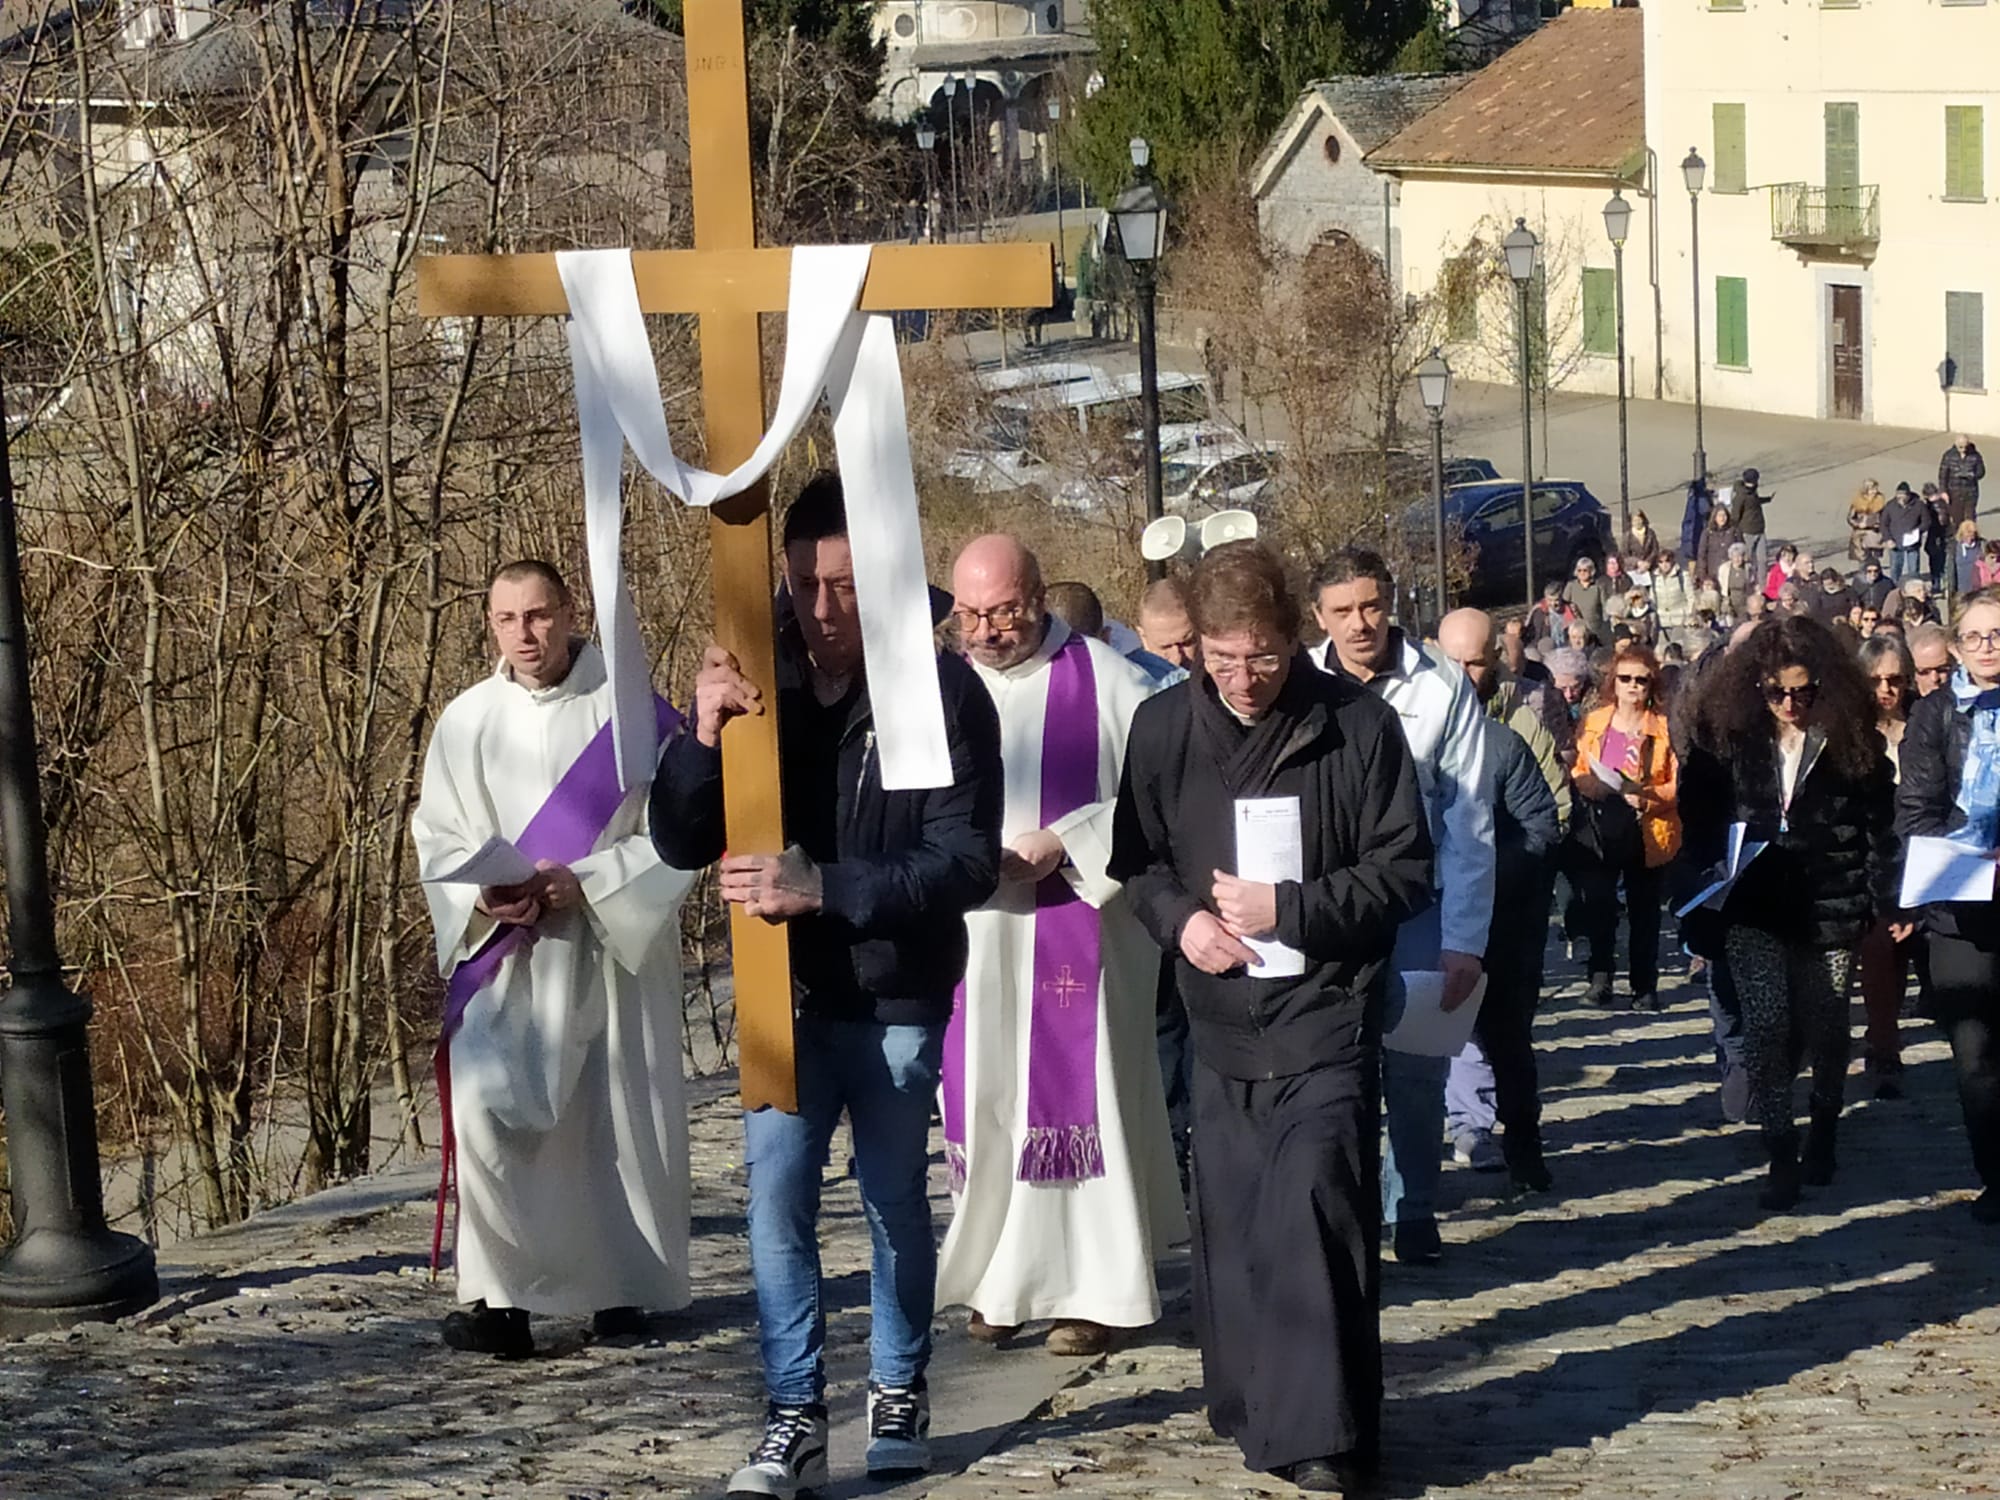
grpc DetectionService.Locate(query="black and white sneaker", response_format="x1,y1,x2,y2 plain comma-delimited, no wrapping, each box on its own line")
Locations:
866,1378,931,1477
727,1404,829,1499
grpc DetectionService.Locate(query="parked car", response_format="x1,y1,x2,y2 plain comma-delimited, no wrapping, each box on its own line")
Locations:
1407,478,1614,605
1163,445,1280,513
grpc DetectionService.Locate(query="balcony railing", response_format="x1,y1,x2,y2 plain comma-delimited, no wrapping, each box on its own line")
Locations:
1769,183,1880,250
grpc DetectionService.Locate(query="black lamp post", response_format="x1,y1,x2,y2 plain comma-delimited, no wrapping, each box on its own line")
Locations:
0,367,159,1332
1416,348,1452,629
942,76,962,240
1603,187,1634,543
1682,146,1708,485
1046,96,1066,280
916,121,937,242
1109,136,1168,581
1502,216,1540,610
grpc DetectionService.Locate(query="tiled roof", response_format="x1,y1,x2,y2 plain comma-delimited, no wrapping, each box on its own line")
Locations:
1366,8,1643,176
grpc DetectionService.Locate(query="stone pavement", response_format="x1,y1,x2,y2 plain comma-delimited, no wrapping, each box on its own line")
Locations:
5,942,1998,1499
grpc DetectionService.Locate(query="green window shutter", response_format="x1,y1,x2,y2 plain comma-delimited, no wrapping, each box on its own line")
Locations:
1946,106,1985,199
1947,290,1985,389
1825,102,1860,188
1716,276,1749,367
1581,267,1616,356
1713,104,1747,194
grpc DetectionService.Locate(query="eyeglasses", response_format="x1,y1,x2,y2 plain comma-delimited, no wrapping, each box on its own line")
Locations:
1615,672,1653,687
1916,664,1951,679
1202,651,1285,681
1958,628,2000,651
1762,681,1821,706
952,603,1029,632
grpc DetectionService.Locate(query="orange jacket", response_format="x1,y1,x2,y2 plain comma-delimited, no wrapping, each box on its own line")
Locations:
1572,705,1682,867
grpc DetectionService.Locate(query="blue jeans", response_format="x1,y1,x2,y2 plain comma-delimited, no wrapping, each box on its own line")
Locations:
1382,905,1448,1228
1891,543,1923,583
743,1017,944,1406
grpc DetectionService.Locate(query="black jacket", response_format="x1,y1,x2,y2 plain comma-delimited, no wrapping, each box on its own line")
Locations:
1895,684,2000,944
1883,492,1930,547
1940,443,1986,513
1680,728,1896,951
650,621,1003,1026
1108,658,1435,1081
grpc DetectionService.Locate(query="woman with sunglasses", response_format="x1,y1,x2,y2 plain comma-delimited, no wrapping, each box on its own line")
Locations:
1682,617,1896,1211
1856,634,1917,1097
1570,644,1681,1011
1895,586,2000,1224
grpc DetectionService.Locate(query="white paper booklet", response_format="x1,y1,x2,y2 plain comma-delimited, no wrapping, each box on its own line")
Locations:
1900,834,1998,906
423,835,539,888
1233,796,1307,979
1383,971,1488,1057
1675,821,1768,917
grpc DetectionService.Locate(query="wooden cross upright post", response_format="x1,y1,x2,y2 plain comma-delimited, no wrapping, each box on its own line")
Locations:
416,0,1052,1112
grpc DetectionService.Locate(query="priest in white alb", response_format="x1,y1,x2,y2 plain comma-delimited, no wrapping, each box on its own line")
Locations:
412,559,695,1358
937,535,1186,1357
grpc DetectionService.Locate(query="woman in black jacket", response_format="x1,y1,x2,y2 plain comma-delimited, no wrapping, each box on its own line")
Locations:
1110,541,1433,1494
1894,585,2000,1224
1681,616,1898,1211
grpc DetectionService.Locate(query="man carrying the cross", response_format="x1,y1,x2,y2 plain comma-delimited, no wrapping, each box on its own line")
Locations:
413,560,695,1359
936,536,1185,1357
651,475,1003,1497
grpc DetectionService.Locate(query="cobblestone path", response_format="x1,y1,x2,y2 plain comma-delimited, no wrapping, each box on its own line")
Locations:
3,950,1997,1498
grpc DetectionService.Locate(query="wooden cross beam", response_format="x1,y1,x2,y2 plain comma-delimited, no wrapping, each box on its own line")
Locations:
417,0,1053,1113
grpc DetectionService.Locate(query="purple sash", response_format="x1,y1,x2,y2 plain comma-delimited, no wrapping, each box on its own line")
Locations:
942,631,1105,1188
432,693,679,1272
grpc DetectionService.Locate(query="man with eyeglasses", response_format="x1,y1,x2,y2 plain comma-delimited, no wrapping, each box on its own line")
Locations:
1308,548,1493,1266
935,534,1184,1362
1912,624,1954,697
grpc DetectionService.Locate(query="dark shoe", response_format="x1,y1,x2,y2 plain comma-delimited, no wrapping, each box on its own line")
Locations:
1802,1105,1839,1187
440,1300,533,1359
1971,1188,2000,1225
865,1378,931,1477
1584,973,1614,1008
966,1311,1020,1345
1046,1319,1114,1356
1759,1131,1801,1212
1873,1073,1905,1101
1392,1218,1442,1265
1631,991,1661,1013
1280,1456,1347,1494
1503,1129,1554,1194
591,1305,648,1339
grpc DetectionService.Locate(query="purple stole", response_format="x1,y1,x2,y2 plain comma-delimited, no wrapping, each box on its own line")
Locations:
431,693,680,1274
942,630,1106,1189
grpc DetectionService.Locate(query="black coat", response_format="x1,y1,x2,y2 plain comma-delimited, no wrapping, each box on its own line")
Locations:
1895,684,2000,944
1940,443,1986,521
650,621,1003,1027
1109,659,1435,1081
1680,728,1896,951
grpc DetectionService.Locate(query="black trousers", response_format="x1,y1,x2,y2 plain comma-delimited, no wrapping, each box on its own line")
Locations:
1478,862,1554,1136
1190,1048,1380,1475
1155,956,1192,1171
1926,932,2000,1191
1578,852,1664,997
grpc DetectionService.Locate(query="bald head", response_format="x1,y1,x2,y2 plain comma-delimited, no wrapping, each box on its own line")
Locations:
952,533,1047,670
1438,608,1496,700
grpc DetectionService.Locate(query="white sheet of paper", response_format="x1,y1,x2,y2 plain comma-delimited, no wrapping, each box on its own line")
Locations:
423,835,538,888
1383,971,1488,1057
1588,752,1630,789
1628,568,1652,587
1674,821,1769,917
1900,834,1998,906
1234,796,1306,979
1902,528,1923,548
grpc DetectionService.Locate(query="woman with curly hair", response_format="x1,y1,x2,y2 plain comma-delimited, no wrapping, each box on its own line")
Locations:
1681,616,1898,1211
1570,642,1681,1011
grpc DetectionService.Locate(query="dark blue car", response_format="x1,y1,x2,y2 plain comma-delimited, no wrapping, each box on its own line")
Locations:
1432,478,1615,604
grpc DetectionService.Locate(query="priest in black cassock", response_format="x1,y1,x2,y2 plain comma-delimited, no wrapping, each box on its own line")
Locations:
1109,541,1434,1496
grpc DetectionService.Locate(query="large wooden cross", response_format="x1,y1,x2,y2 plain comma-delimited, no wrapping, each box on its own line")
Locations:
417,0,1051,1112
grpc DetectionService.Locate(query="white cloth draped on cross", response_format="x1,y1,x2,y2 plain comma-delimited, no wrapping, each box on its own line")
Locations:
557,244,952,792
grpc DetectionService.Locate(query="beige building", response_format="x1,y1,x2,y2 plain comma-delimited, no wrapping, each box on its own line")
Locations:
1645,0,1999,432
1368,9,1656,408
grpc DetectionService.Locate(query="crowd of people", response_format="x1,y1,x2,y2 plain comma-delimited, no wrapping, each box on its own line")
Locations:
410,448,2000,1500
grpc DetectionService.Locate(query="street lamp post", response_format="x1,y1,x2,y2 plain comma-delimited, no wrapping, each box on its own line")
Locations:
1416,348,1453,630
1109,137,1169,581
0,366,159,1332
916,122,937,242
1503,217,1541,611
1682,147,1708,485
942,76,962,240
1046,96,1066,280
1603,188,1634,544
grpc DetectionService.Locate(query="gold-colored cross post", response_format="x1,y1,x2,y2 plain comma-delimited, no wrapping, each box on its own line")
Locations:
417,0,1052,1111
